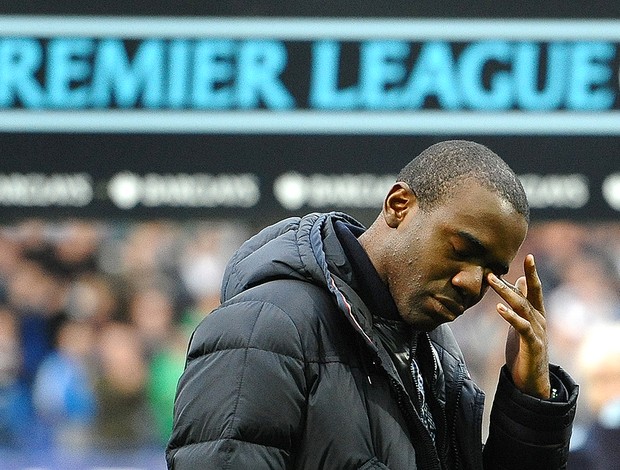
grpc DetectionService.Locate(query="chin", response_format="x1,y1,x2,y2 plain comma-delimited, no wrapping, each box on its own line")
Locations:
403,312,444,332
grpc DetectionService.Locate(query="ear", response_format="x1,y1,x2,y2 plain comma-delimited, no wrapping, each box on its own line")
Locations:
383,182,417,228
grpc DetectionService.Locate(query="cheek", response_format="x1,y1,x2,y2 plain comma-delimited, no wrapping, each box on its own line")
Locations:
392,276,425,310
416,261,450,287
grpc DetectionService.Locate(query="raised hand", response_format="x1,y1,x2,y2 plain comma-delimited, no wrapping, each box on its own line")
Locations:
487,254,551,399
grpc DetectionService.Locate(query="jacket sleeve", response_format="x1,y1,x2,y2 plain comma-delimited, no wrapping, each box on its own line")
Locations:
166,297,307,469
483,364,579,470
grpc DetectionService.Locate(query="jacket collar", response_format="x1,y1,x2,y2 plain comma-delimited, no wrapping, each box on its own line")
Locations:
332,220,402,322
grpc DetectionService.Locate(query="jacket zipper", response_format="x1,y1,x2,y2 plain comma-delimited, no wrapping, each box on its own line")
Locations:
425,334,450,470
449,365,465,470
385,370,442,470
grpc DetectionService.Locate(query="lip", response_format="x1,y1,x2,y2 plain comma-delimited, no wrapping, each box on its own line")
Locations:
433,296,465,319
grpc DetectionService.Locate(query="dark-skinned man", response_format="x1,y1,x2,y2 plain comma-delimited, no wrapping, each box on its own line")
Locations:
167,140,578,469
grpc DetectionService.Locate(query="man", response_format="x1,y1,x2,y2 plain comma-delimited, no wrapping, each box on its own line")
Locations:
167,140,578,469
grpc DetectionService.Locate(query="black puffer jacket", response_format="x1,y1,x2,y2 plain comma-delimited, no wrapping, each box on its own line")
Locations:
167,212,578,469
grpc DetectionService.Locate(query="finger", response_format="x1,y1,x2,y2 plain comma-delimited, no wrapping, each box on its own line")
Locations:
488,273,524,306
496,302,530,334
524,254,545,314
515,276,527,296
488,273,541,324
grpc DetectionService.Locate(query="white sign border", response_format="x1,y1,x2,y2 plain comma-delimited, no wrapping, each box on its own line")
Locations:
0,16,619,134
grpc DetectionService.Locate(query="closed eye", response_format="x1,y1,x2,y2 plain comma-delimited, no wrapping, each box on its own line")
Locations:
453,230,509,276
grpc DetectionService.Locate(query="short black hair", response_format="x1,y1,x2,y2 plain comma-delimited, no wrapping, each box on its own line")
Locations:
397,140,530,223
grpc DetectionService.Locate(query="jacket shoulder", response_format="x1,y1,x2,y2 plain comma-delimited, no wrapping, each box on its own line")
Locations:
188,278,350,365
169,279,342,468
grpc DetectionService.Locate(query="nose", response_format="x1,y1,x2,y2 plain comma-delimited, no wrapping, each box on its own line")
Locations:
452,265,487,304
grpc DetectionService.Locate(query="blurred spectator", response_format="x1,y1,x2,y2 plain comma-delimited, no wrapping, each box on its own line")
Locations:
32,318,97,450
569,322,620,470
147,326,189,445
545,248,620,376
7,258,67,385
0,218,256,458
51,220,102,276
0,233,22,302
120,221,182,279
65,272,123,328
93,321,158,450
127,278,177,357
0,305,33,449
522,221,588,294
179,223,231,316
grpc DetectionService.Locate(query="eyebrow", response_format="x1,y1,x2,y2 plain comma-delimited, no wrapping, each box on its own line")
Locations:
456,230,509,275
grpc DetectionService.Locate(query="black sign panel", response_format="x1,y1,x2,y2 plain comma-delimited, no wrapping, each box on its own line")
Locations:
2,0,618,18
0,133,617,224
0,16,618,222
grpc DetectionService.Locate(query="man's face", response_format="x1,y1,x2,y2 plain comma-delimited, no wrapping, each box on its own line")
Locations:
383,180,528,331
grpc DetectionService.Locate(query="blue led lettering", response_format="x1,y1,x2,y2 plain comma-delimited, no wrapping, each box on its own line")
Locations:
0,38,44,107
459,41,512,110
309,41,358,109
515,42,568,110
404,41,460,109
237,40,294,109
192,39,235,109
0,35,615,113
168,40,191,108
567,41,614,110
90,39,164,108
47,38,94,108
359,41,408,109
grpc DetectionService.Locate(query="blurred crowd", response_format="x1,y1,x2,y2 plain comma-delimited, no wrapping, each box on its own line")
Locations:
0,218,619,462
0,218,250,453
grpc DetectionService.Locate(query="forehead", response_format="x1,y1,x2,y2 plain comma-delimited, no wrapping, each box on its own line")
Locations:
430,182,528,258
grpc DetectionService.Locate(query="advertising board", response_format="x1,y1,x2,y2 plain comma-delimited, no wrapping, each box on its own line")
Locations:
0,13,617,221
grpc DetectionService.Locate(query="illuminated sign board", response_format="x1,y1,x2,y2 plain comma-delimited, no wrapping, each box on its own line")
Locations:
0,16,618,221
0,16,619,134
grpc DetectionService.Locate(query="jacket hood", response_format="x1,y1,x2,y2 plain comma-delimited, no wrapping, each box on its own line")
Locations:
220,212,366,304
